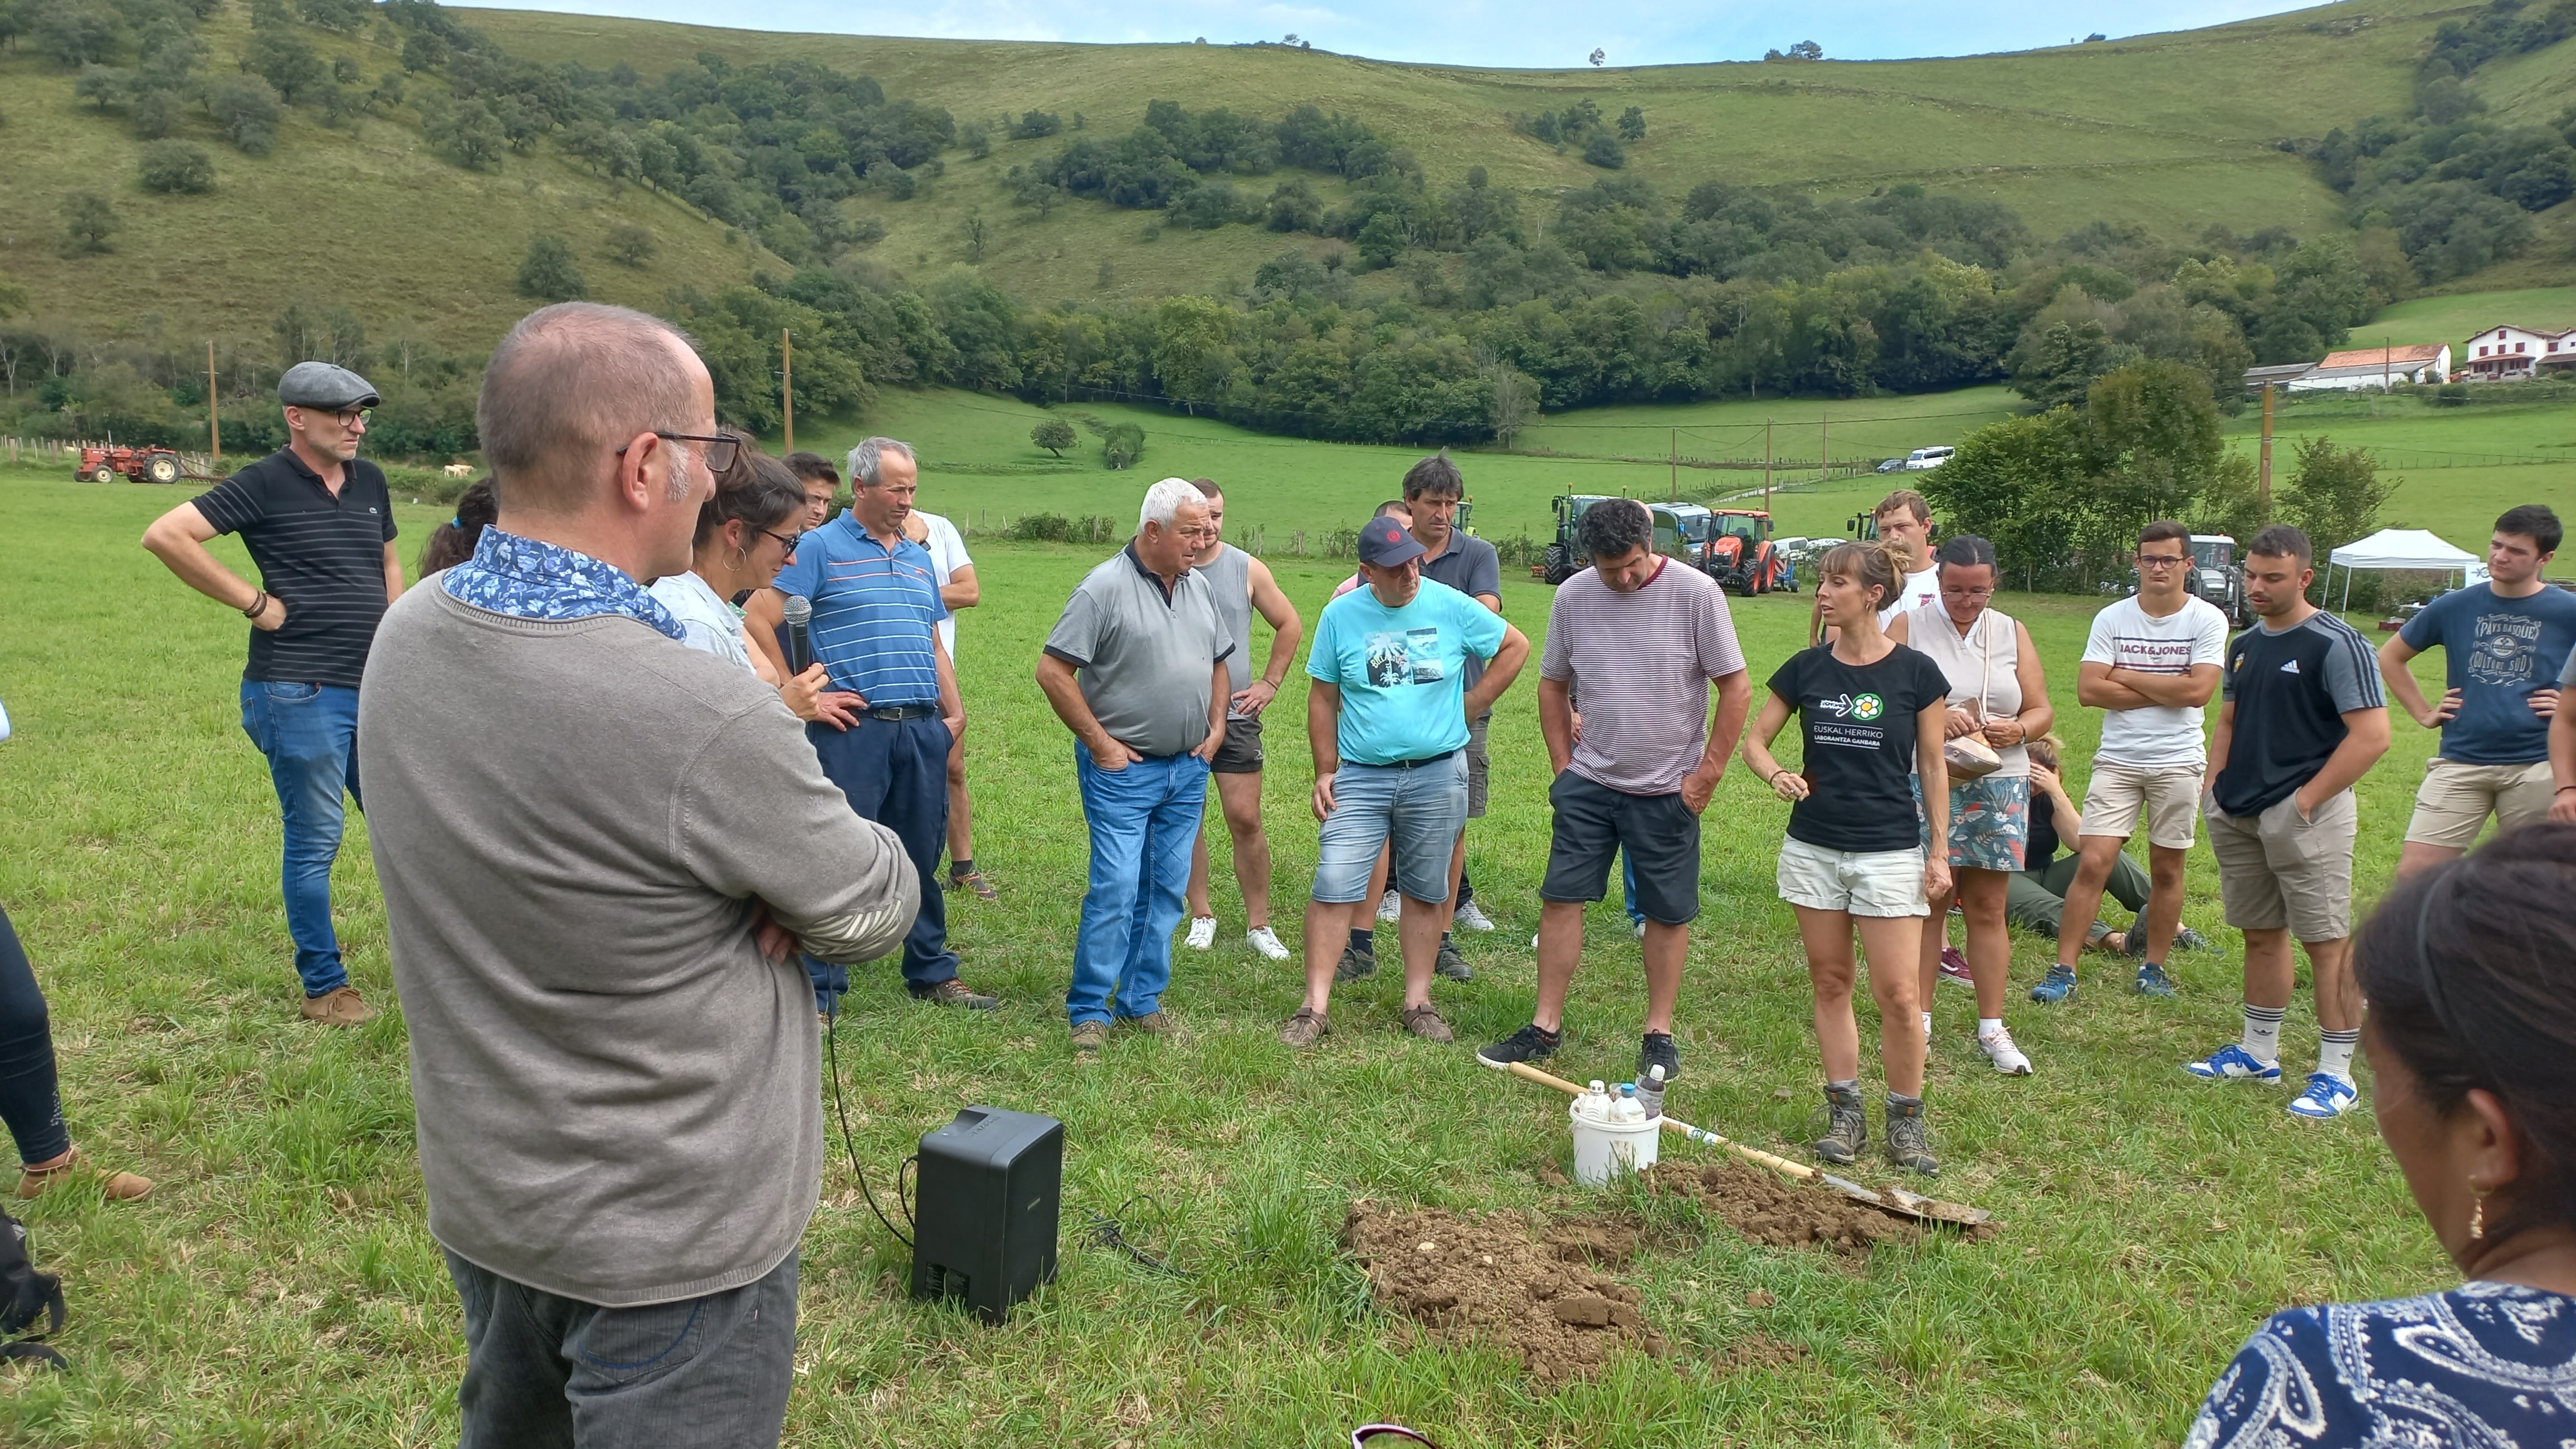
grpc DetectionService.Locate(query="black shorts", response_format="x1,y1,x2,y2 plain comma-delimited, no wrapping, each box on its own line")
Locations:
1211,714,1263,774
1539,770,1701,926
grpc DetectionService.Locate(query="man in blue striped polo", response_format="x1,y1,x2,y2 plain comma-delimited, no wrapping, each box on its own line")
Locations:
753,437,994,1017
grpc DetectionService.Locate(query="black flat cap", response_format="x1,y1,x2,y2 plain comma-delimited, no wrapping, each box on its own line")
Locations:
278,360,380,411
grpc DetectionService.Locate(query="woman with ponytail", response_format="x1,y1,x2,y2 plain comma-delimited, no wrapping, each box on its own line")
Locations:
646,441,833,720
416,480,496,577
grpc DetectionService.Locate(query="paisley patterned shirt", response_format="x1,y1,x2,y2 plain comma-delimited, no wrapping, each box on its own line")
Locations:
440,526,685,642
2189,1282,2576,1448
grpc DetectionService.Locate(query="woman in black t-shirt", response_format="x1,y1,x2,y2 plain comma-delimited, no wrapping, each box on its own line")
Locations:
1743,540,1954,1177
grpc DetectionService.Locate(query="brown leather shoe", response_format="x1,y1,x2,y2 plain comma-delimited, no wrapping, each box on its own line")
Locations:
1277,1007,1328,1048
1120,1010,1174,1037
1070,1021,1109,1057
18,1149,152,1203
299,986,376,1026
911,978,999,1010
1399,1003,1454,1042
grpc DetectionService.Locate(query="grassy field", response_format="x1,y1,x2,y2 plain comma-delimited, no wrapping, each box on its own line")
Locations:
0,462,2466,1445
2365,287,2576,350
2221,386,2576,548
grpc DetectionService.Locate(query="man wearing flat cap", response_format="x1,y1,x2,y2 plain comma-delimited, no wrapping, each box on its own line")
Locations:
144,360,402,1026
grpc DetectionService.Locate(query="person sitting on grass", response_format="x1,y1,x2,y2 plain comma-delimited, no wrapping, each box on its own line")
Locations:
2006,735,2209,958
2190,823,2576,1447
1741,539,1953,1177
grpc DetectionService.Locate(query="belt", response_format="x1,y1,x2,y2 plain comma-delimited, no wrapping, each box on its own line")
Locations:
1365,748,1460,771
863,704,941,721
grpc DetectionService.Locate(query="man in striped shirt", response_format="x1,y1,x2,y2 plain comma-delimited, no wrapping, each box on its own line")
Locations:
142,361,401,1026
751,437,992,1017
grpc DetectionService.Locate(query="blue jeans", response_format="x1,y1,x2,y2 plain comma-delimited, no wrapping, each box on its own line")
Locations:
804,716,957,1013
1068,746,1209,1027
1623,852,1642,927
238,680,361,998
1311,754,1470,904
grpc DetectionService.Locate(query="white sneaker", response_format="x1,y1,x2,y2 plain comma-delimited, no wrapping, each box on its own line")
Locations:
1184,916,1217,950
1377,890,1401,924
1922,1011,1933,1046
1978,1025,2033,1076
1453,900,1496,933
1245,926,1289,960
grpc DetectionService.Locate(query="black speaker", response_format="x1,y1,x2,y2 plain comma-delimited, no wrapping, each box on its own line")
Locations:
910,1105,1061,1324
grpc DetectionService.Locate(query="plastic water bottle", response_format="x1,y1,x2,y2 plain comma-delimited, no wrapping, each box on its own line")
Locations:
1616,1084,1641,1122
1637,1065,1666,1121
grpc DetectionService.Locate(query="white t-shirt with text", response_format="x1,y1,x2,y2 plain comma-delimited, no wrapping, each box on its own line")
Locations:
2082,593,2231,768
1877,566,1939,628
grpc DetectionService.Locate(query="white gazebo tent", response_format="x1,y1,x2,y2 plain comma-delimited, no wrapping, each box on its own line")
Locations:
2324,528,2482,611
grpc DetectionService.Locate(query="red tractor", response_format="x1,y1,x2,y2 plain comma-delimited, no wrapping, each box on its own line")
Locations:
1704,509,1790,594
74,445,185,485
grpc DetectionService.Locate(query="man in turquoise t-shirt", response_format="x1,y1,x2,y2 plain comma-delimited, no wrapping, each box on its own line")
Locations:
1281,516,1528,1050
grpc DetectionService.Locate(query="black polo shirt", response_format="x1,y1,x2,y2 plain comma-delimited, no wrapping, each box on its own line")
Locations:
191,448,397,689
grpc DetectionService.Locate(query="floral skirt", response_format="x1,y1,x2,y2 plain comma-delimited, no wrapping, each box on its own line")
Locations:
1913,774,2030,872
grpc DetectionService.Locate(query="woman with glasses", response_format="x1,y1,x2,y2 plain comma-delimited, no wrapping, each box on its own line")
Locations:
1887,534,2052,1077
647,443,830,718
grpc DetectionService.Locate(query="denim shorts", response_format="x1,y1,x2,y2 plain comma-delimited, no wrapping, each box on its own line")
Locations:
1311,754,1468,904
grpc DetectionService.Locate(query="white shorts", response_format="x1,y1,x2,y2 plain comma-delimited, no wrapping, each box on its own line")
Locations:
2080,760,2203,851
1777,837,1929,919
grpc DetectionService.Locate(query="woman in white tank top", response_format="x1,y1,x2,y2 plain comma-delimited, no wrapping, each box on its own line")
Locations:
1887,535,2053,1077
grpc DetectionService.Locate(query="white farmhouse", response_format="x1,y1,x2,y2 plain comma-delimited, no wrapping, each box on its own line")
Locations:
2282,343,2451,393
2460,323,2576,380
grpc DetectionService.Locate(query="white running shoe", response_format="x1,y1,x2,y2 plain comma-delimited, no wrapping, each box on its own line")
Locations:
1453,899,1496,933
1377,890,1401,924
1921,1011,1933,1046
1184,916,1217,950
1978,1025,2033,1076
1245,926,1289,960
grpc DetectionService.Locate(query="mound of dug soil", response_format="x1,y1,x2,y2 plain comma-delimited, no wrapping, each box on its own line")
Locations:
1343,1204,1670,1382
1644,1160,1921,1253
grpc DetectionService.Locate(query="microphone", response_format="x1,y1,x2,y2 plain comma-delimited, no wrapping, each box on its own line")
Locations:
781,595,816,676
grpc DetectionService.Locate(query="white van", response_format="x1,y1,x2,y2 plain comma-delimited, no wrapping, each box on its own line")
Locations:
1902,446,1954,471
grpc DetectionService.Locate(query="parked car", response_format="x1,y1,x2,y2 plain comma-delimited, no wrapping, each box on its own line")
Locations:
1902,446,1954,471
1875,457,1906,473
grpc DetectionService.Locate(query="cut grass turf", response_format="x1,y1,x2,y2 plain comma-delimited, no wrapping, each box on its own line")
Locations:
0,466,2462,1445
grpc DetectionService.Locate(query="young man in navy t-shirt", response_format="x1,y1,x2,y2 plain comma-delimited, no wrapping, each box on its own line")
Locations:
2378,505,2573,876
2189,526,2389,1121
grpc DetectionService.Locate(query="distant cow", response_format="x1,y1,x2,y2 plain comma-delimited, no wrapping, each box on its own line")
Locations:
442,463,472,477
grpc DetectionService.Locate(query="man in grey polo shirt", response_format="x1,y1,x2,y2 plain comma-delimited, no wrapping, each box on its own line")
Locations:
1036,479,1233,1057
1403,453,1505,969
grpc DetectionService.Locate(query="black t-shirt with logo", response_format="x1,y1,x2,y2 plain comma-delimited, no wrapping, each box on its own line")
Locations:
190,449,397,689
1765,642,1953,854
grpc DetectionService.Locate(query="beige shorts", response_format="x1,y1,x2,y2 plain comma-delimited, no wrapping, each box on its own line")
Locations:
2203,789,2357,942
2404,757,2554,851
1777,837,1929,919
2080,760,2203,851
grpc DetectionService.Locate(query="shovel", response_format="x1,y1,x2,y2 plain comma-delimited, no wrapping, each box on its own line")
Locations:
1484,1057,1993,1229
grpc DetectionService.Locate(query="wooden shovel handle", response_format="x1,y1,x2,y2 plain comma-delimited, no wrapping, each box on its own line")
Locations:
1496,1059,1826,1184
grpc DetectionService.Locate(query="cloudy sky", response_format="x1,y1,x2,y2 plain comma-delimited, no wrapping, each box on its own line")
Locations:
446,0,2324,67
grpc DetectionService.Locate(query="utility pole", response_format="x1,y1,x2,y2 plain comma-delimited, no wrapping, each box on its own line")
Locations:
1668,427,1677,502
2382,335,2391,394
207,340,220,463
780,329,794,454
1763,419,1773,514
2258,382,2276,515
1818,414,1829,484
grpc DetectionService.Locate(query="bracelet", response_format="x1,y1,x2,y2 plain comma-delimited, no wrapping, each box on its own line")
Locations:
2559,786,2576,796
242,591,269,620
1770,768,1794,788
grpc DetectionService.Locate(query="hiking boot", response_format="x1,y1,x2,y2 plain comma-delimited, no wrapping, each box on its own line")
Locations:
1277,1007,1328,1048
1638,1031,1680,1085
947,868,999,902
300,986,376,1026
1885,1097,1939,1176
1811,1085,1866,1165
1433,938,1474,982
1453,900,1496,933
1399,1003,1453,1042
2134,962,2179,998
16,1149,150,1203
911,978,999,1010
1120,1010,1175,1037
1977,1024,2033,1076
1184,916,1217,951
1334,938,1377,983
1245,926,1290,961
1070,1021,1109,1058
1476,1022,1561,1069
2028,964,2077,1004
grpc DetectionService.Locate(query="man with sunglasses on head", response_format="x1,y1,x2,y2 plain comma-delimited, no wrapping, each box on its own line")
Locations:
143,362,402,1027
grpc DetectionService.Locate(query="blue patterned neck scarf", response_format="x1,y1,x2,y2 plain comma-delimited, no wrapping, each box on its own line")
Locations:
441,526,685,642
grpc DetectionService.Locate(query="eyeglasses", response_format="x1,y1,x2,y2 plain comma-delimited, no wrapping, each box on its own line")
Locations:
1940,586,1994,600
757,526,803,554
2137,554,2190,570
332,407,373,428
617,431,741,474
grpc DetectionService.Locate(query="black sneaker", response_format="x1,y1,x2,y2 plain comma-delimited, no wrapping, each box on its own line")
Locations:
1476,1022,1561,1069
1885,1096,1939,1177
1637,1032,1680,1085
1811,1085,1866,1165
1334,939,1377,983
1433,937,1474,982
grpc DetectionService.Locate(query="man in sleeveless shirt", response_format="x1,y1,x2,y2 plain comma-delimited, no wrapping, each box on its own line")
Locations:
1180,480,1305,962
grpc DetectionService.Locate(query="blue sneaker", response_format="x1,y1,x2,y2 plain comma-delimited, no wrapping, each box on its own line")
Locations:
2028,964,2077,1004
2184,1043,2283,1082
2287,1072,2359,1119
2135,962,2178,998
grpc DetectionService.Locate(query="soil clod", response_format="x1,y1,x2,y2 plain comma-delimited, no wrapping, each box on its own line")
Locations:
1645,1160,1923,1254
1344,1204,1666,1381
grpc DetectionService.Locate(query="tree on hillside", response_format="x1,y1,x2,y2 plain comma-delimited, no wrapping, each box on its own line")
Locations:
2012,319,2122,409
1618,106,1646,142
2078,358,2227,562
139,139,216,193
297,0,371,33
516,235,587,303
59,192,120,256
1030,417,1076,457
1918,408,2090,589
210,76,282,154
603,223,656,267
425,97,505,170
247,27,323,104
2281,436,2396,573
1096,421,1145,470
73,62,131,110
34,4,122,67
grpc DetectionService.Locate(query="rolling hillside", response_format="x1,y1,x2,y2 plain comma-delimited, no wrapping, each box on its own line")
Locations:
4,0,2574,358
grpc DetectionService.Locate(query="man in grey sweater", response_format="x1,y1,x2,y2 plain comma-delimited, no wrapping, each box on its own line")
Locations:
359,302,915,1448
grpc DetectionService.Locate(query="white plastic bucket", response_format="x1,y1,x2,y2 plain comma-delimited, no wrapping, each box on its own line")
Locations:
1568,1101,1661,1185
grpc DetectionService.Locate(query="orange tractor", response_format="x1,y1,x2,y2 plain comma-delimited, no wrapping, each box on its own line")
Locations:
1704,509,1791,594
74,445,186,485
